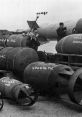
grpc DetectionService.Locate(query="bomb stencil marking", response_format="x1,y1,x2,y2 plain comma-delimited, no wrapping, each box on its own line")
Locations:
1,77,16,86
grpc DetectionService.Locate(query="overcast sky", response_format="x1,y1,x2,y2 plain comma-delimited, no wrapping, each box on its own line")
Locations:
0,0,82,30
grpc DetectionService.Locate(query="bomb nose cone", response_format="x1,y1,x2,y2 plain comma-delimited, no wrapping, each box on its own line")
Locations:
75,18,82,33
56,34,82,54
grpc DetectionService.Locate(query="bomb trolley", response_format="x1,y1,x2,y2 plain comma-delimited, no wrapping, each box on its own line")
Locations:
46,53,82,70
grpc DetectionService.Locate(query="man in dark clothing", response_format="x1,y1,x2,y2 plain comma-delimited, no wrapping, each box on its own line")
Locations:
72,27,78,34
56,22,67,41
30,37,40,51
27,29,40,51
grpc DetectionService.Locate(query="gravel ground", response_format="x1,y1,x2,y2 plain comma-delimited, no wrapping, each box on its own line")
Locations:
0,96,82,117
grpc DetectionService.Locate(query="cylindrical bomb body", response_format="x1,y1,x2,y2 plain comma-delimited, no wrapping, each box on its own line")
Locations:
56,34,82,54
5,47,22,71
24,62,74,95
0,47,39,77
7,47,38,73
6,34,30,47
24,62,56,89
0,34,31,47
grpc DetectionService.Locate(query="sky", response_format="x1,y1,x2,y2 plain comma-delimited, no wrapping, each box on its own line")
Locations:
0,0,82,30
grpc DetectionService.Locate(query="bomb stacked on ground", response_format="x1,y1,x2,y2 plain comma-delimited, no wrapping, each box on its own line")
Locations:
56,33,82,105
0,47,39,108
0,46,81,108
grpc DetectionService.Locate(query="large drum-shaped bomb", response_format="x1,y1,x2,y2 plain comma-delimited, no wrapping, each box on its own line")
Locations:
6,34,30,47
0,72,38,106
24,62,74,95
56,34,82,54
0,34,31,47
0,47,38,75
0,34,40,51
75,18,82,33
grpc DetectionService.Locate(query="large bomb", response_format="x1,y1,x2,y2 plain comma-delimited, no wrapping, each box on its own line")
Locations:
24,62,74,95
0,34,40,51
0,34,30,47
75,18,82,33
0,47,38,79
56,34,82,55
0,71,38,106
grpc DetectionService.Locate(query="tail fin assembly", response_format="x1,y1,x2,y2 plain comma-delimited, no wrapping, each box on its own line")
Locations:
27,21,39,30
27,12,48,31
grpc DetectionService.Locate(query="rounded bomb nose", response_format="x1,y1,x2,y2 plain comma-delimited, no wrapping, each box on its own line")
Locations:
75,18,82,33
56,34,82,54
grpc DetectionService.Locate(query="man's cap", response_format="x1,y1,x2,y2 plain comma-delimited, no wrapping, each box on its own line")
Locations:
59,22,64,25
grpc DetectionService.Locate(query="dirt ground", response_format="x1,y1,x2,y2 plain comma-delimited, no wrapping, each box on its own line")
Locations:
0,95,82,117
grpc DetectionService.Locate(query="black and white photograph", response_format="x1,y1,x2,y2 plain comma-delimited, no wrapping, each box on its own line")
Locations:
0,0,82,117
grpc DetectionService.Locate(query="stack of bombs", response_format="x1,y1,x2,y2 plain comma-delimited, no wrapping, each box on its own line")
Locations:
0,46,81,107
0,34,81,107
0,34,31,47
55,33,82,106
0,47,39,107
0,34,47,62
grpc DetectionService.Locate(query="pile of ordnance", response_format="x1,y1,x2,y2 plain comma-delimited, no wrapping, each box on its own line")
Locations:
47,33,82,106
0,33,82,111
